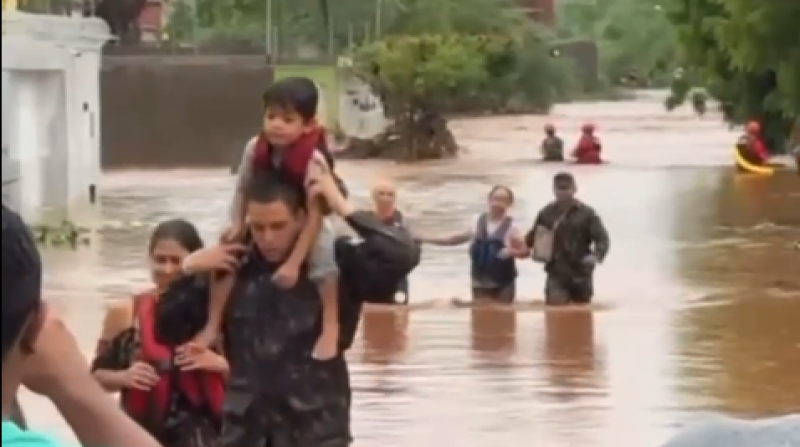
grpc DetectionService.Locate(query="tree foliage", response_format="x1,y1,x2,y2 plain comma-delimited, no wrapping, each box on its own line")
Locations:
556,0,677,87
665,0,800,151
343,0,576,160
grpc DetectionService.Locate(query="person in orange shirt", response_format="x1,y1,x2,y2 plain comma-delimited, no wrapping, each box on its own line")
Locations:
572,123,602,164
736,120,769,165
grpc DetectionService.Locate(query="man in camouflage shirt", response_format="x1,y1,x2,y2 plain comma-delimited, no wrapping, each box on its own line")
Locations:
526,172,609,305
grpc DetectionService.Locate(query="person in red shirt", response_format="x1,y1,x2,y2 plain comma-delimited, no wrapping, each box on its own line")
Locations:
736,120,769,165
572,123,602,164
91,219,227,446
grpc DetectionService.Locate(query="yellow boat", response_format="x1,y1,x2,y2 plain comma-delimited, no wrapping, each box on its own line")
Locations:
734,147,774,175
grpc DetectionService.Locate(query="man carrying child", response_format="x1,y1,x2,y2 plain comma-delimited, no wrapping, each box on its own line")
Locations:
194,77,343,360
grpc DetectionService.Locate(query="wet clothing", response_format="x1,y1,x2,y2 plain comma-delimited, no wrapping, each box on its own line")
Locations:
661,414,800,447
736,134,768,165
471,283,515,304
526,201,609,305
373,210,411,304
470,214,517,303
573,135,602,164
91,293,224,447
544,274,593,305
154,211,420,447
541,135,564,161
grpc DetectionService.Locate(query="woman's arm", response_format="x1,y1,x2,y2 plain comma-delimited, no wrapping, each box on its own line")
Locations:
417,231,473,246
505,225,530,258
91,302,133,392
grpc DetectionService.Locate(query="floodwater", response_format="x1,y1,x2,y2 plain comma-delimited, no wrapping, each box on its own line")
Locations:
22,92,800,445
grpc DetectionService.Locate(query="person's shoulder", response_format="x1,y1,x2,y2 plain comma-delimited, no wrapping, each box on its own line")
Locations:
575,201,600,218
537,201,558,215
0,421,62,446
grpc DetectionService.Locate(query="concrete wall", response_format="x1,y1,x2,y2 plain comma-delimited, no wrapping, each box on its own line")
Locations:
100,54,274,169
3,12,110,220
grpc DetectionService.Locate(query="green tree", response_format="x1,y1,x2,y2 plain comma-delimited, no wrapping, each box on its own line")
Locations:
351,32,572,160
557,0,676,87
665,0,800,152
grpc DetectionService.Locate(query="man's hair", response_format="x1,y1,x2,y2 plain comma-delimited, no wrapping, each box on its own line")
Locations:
553,172,575,185
2,205,43,362
262,77,319,122
247,170,305,214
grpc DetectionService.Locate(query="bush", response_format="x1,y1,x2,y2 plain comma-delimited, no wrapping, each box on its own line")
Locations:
349,33,575,160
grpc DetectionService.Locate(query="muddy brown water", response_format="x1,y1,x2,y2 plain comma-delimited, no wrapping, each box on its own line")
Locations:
21,93,800,445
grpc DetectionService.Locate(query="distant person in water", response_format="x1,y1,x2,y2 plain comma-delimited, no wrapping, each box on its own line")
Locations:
370,179,413,304
736,120,769,165
526,173,609,305
540,124,564,161
572,123,602,164
418,185,529,303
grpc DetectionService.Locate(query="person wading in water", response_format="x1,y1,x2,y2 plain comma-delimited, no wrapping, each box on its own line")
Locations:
419,185,529,304
370,179,413,304
736,120,770,166
540,124,564,162
572,123,602,164
91,219,228,447
526,172,610,305
153,170,419,447
2,204,160,447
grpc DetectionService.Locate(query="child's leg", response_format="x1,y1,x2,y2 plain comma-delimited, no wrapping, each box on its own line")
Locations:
309,220,340,360
194,273,234,347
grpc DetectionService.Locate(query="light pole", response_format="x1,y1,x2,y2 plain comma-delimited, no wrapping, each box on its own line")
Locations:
265,0,273,57
375,0,382,38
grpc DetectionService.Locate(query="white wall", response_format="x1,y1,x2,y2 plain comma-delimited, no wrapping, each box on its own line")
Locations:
1,12,110,221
